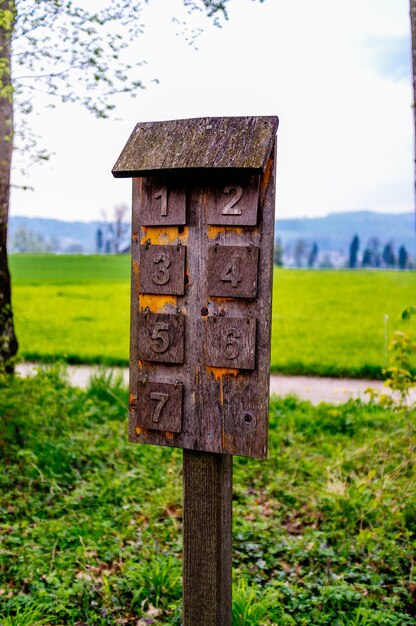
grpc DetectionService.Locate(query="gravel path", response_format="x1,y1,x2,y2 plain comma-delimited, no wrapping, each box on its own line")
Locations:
16,362,415,405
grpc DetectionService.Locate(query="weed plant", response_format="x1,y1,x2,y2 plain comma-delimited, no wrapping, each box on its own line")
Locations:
1,367,415,624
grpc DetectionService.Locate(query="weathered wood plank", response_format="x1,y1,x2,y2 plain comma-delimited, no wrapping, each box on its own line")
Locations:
112,116,278,177
183,450,232,626
127,117,277,459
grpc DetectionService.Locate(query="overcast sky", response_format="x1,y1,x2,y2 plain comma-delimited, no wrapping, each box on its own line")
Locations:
9,0,414,222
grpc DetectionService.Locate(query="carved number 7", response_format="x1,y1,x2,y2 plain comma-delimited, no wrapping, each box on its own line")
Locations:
150,392,169,423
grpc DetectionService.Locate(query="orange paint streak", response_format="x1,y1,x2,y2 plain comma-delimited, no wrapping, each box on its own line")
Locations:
207,225,244,240
206,366,239,381
260,155,273,204
139,295,177,312
140,226,189,245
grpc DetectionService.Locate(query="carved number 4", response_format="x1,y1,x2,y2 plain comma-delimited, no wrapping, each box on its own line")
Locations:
221,254,241,288
154,187,168,216
150,392,169,422
221,185,243,215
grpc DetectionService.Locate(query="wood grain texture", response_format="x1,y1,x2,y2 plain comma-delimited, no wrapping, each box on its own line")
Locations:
206,317,256,370
183,450,232,626
128,122,277,458
112,116,278,177
139,244,186,295
207,245,259,298
137,380,183,432
207,175,259,226
139,177,186,225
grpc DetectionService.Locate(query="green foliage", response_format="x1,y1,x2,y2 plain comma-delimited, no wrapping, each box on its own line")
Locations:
1,369,415,623
367,307,416,411
9,255,416,377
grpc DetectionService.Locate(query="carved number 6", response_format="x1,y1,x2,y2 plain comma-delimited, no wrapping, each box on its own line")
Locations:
221,185,243,215
152,253,171,285
151,322,170,353
225,327,241,360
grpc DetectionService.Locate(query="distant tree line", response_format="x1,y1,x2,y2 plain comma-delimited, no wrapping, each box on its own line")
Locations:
348,235,412,270
274,234,413,270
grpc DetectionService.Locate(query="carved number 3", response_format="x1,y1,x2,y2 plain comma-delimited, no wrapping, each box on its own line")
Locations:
150,392,169,422
154,187,168,216
221,185,243,215
151,322,170,353
225,327,241,360
152,253,171,285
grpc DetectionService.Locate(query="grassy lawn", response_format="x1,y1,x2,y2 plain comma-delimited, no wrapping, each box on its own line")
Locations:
1,368,415,624
9,254,416,377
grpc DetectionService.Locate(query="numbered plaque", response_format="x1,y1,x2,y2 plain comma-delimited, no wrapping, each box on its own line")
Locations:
137,380,183,432
139,178,186,225
139,244,186,295
207,176,260,226
206,316,256,370
138,312,185,364
208,245,259,298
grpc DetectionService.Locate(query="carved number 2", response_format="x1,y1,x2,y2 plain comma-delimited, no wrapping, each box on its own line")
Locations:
150,392,169,422
221,185,243,215
154,187,168,216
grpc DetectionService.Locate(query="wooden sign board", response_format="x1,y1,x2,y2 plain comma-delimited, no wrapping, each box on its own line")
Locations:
113,116,278,459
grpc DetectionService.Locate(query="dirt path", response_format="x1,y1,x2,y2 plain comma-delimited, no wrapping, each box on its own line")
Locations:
16,362,415,405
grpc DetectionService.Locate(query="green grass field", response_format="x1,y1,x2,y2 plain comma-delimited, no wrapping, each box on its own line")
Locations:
1,368,415,624
9,254,416,377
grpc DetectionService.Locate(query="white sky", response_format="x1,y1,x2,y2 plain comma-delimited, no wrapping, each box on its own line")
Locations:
10,0,414,221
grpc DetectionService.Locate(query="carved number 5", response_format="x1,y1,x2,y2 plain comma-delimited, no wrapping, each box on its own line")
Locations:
154,187,168,216
225,327,241,360
221,185,243,215
150,392,169,422
151,322,170,353
152,253,171,285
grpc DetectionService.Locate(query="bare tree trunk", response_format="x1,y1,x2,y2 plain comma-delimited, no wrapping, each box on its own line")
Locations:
0,1,18,372
410,0,416,228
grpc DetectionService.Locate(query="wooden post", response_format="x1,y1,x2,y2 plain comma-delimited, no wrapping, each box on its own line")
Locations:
183,450,233,626
112,116,278,624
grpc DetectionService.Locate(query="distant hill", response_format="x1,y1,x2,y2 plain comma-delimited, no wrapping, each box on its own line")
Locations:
9,211,416,259
276,211,415,255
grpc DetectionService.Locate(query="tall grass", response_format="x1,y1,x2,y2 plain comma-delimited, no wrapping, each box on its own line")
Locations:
1,367,415,624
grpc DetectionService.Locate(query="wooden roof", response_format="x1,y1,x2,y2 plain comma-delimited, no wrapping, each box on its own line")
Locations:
112,116,278,177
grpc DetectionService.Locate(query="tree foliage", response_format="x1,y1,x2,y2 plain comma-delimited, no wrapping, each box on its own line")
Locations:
0,0,235,371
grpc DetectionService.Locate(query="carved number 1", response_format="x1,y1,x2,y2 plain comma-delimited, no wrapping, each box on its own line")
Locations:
150,392,169,422
154,187,168,216
221,185,243,215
